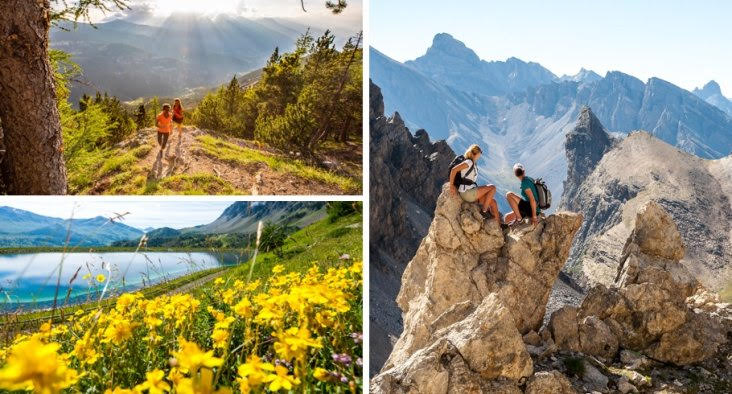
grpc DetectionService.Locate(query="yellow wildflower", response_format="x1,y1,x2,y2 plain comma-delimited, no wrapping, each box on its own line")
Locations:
73,333,100,365
273,327,322,360
264,365,300,392
272,264,285,274
211,329,229,350
96,274,106,283
313,367,330,381
237,355,274,387
135,369,170,394
233,297,253,318
176,369,232,394
105,388,137,394
0,336,80,394
171,337,222,373
245,280,260,292
102,319,135,345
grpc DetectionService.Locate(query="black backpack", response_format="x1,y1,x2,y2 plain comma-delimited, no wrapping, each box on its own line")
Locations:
533,177,551,210
448,155,476,188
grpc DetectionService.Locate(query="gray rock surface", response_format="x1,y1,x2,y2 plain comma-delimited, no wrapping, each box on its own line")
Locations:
560,112,732,291
369,80,456,375
371,185,582,392
550,201,732,365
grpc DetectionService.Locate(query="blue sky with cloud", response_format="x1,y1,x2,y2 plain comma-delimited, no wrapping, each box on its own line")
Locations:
0,199,239,230
370,0,732,93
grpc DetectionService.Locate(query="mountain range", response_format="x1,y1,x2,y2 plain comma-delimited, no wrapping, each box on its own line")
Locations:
0,202,326,248
0,206,143,247
51,14,351,103
139,201,327,246
370,33,732,209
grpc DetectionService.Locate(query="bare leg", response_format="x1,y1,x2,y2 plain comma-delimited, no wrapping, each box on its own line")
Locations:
489,199,500,224
474,185,496,213
505,192,522,223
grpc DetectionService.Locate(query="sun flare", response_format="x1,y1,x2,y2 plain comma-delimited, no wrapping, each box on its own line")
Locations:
150,0,242,17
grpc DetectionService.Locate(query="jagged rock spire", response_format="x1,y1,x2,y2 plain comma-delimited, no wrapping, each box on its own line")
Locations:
561,106,614,210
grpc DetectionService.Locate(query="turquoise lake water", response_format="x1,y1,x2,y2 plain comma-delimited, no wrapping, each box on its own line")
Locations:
0,251,245,311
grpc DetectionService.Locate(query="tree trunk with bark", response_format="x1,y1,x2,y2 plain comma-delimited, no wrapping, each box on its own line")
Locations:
0,0,68,194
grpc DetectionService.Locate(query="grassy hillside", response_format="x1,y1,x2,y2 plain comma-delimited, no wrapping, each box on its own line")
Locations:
0,211,363,392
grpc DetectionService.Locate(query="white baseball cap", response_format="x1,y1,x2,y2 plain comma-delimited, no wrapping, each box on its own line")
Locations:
513,163,525,172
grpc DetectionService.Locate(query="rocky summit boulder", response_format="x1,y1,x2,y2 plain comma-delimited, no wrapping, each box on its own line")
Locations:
371,185,583,393
550,201,732,365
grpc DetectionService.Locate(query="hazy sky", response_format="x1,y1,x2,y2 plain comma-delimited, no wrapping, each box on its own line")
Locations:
0,199,236,230
96,0,363,30
370,0,732,94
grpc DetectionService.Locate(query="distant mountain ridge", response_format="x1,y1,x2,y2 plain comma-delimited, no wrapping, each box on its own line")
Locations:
0,207,143,247
51,14,344,103
370,34,732,209
127,201,327,247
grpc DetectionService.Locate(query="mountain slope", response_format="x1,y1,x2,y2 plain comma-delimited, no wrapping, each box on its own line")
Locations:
190,201,326,234
369,81,456,376
560,114,732,291
0,209,143,247
51,16,312,102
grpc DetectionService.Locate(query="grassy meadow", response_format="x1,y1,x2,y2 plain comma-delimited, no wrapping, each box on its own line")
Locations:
0,211,363,393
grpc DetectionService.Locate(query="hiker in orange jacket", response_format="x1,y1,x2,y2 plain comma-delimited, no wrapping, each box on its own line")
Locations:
156,103,173,152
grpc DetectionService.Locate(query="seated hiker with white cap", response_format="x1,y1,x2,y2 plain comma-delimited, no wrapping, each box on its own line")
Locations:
504,163,541,226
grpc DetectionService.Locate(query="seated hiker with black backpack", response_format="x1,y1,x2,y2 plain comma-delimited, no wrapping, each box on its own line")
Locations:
504,163,551,226
448,144,500,224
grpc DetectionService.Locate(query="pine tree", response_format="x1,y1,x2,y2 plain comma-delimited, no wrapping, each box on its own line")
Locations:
135,104,146,131
224,75,240,117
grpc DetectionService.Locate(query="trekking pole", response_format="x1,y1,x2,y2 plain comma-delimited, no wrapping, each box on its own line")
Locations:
246,221,264,283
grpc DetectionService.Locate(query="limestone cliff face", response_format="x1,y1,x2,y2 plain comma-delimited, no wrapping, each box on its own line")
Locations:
550,201,731,365
560,110,732,290
372,185,583,392
371,194,731,393
369,80,456,375
560,106,615,209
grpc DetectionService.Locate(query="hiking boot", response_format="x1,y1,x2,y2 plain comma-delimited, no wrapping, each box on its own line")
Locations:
479,210,493,219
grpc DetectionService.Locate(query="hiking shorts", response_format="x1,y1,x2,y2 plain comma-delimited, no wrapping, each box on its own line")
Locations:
157,131,169,148
518,199,535,218
459,188,478,202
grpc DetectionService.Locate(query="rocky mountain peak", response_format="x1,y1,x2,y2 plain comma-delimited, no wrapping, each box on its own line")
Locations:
426,33,481,64
372,184,583,391
695,80,723,98
561,106,615,210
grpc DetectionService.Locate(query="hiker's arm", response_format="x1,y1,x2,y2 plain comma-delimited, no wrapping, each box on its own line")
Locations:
525,188,538,224
449,162,468,195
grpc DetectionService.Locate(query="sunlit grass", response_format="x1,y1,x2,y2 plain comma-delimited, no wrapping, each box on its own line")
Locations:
196,135,361,194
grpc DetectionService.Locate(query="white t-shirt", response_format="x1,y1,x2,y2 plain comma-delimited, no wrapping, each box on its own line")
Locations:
458,159,478,193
